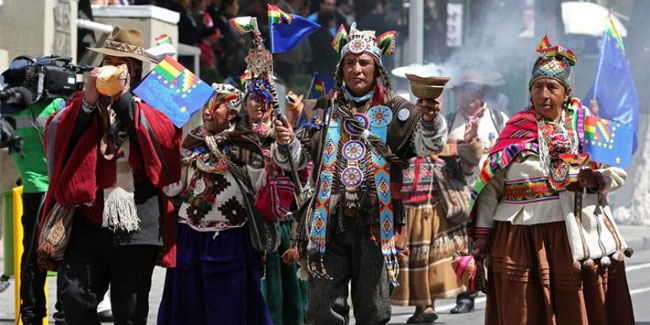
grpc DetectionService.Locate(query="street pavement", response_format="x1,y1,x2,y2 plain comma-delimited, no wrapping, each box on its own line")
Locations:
385,248,650,325
1,225,649,324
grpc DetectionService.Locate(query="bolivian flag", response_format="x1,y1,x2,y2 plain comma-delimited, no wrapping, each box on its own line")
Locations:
583,115,633,168
268,5,293,25
134,57,215,128
268,4,320,54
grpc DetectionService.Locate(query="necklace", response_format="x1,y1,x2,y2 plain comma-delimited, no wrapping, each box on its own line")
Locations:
198,134,229,173
535,108,579,190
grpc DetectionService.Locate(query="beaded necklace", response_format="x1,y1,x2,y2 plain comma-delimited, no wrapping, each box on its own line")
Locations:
535,106,580,190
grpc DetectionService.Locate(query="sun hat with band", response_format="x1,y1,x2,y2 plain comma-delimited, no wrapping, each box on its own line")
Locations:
529,35,577,90
88,26,152,63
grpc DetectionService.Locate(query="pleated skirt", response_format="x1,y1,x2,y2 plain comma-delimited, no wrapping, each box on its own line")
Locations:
486,221,635,325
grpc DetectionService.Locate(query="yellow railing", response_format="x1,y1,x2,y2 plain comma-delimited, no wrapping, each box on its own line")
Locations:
9,186,48,325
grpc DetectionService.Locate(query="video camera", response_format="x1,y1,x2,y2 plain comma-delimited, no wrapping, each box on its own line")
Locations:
0,55,92,155
1,55,94,103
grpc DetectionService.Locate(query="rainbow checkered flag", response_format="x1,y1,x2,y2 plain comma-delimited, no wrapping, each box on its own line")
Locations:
267,4,320,54
583,115,633,168
308,73,334,99
134,57,215,127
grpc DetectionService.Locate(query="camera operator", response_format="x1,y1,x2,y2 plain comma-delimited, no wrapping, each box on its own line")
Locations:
1,58,66,325
40,26,181,324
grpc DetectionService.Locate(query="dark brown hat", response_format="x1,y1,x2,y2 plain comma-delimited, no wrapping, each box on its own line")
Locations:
88,26,151,63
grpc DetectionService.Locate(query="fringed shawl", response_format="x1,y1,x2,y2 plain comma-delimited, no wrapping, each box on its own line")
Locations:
40,91,182,268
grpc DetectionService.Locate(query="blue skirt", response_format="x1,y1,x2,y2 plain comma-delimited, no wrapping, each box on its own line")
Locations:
157,224,273,325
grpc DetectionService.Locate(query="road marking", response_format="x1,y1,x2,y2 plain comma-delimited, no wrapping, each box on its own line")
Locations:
630,287,650,295
392,285,650,322
625,262,650,272
391,262,650,321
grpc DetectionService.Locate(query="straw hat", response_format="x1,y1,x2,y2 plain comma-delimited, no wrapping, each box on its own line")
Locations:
88,26,152,63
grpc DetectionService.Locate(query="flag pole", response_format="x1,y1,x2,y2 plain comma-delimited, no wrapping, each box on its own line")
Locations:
250,17,305,205
305,73,317,99
592,17,610,100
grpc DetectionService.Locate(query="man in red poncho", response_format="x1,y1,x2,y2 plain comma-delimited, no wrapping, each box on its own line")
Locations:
39,26,181,324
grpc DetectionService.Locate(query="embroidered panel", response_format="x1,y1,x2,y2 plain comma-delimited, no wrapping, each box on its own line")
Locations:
502,177,560,204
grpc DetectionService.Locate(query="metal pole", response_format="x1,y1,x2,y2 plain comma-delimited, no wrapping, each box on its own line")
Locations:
409,0,424,64
305,73,317,100
250,18,305,204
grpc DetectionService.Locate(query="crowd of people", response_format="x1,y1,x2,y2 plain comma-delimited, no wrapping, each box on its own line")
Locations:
90,0,396,87
0,2,638,325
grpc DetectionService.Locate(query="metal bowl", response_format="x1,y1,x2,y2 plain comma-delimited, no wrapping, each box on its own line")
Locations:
406,74,450,99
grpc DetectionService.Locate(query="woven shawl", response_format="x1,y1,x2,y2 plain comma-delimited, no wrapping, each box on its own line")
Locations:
466,98,586,239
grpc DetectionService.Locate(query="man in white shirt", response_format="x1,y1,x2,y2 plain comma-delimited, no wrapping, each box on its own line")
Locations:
446,69,509,314
446,69,509,183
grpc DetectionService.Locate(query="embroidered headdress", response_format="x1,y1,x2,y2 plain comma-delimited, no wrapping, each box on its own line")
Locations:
529,35,578,89
241,71,274,105
331,23,397,91
210,83,243,113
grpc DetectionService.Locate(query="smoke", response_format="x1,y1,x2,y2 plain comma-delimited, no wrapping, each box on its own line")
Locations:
391,1,650,225
393,1,649,117
391,63,451,79
390,1,535,112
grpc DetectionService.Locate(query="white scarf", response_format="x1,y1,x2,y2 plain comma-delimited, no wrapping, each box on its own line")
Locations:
102,136,140,232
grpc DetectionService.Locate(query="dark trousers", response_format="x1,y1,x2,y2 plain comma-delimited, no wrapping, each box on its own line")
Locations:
58,219,158,325
307,225,391,325
20,192,47,324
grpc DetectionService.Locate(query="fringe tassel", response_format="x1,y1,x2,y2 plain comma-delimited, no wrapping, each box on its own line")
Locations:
573,261,582,271
582,259,595,269
600,255,611,267
103,187,140,232
385,254,400,288
308,255,332,280
430,227,467,260
624,247,634,258
345,190,360,208
296,260,309,281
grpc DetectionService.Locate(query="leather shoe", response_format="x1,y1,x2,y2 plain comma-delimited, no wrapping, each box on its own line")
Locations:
450,300,474,314
406,311,438,324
